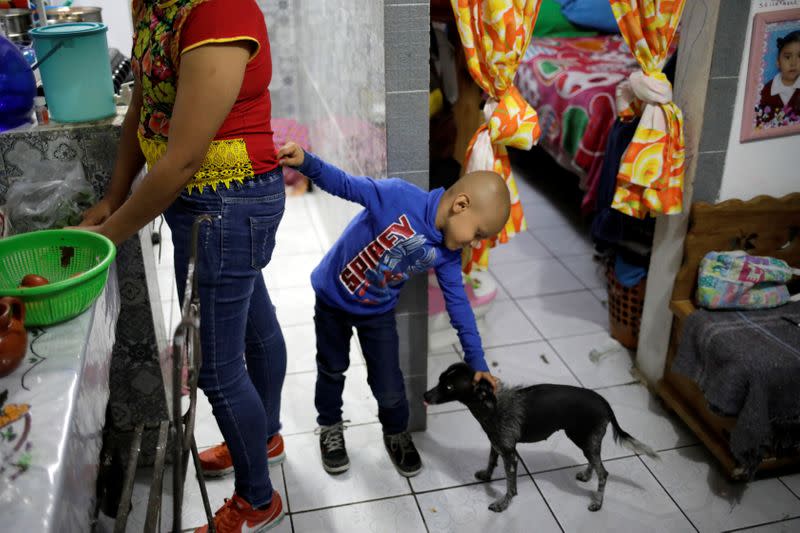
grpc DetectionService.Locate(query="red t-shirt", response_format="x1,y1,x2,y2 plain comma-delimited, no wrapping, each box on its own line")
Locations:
131,0,276,191
179,0,277,174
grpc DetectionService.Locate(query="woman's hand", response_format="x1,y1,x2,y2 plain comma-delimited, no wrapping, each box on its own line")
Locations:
277,142,305,168
79,197,119,227
473,371,499,394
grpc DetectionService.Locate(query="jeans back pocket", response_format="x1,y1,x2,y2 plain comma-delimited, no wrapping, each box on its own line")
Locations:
250,212,283,270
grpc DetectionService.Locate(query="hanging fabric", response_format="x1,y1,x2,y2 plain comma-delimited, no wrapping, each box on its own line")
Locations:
450,0,542,273
610,0,686,219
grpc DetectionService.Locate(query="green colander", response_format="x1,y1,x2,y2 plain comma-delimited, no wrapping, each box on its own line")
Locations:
0,229,116,326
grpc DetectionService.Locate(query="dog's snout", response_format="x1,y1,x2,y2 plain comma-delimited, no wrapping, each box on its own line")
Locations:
423,387,437,404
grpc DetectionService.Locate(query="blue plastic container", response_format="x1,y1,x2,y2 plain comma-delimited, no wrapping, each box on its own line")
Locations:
30,23,115,123
0,35,36,132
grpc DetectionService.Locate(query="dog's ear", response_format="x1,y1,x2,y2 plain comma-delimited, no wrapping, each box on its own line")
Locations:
473,379,497,410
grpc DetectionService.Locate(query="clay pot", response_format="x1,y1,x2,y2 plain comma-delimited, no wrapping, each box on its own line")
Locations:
0,297,27,378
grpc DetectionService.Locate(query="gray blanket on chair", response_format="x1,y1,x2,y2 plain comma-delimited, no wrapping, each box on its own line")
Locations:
673,301,800,476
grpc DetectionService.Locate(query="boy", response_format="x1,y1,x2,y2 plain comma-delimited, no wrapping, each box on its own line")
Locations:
278,142,507,477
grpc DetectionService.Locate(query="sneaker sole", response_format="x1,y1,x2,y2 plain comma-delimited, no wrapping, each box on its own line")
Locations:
322,460,351,475
199,465,234,478
392,463,423,478
268,450,286,465
253,510,285,532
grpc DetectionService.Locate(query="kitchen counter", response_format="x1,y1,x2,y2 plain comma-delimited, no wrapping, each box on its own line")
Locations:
0,110,171,469
0,270,119,533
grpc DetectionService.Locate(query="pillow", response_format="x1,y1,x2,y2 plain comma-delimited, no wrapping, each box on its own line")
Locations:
555,0,620,34
534,0,597,38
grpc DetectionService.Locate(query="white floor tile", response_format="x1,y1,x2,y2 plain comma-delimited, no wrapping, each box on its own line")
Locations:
595,383,698,455
417,476,561,533
125,452,287,532
282,424,411,512
193,393,223,449
518,291,608,339
283,323,363,375
781,472,800,498
488,231,552,265
523,200,581,231
535,456,694,533
291,495,426,533
479,300,543,349
514,176,551,207
593,287,608,305
492,257,584,299
549,332,635,389
735,518,800,532
484,341,580,388
560,253,606,290
275,222,324,255
426,350,468,415
532,225,594,257
272,286,316,327
281,366,378,435
264,252,323,289
410,410,523,493
643,447,800,532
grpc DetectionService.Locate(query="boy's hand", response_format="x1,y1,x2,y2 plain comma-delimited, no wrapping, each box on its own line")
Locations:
474,371,499,394
277,142,305,168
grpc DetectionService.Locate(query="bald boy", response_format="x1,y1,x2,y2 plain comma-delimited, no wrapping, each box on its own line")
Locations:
278,142,504,478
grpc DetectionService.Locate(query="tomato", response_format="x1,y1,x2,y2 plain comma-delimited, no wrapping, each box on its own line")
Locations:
19,274,50,288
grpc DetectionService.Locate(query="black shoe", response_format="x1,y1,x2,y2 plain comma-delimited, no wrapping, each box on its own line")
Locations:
317,421,350,474
383,432,423,477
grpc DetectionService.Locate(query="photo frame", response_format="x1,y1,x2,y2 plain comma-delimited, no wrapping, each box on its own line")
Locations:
740,8,800,142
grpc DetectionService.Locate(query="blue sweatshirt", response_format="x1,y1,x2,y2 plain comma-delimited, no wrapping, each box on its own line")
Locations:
297,152,488,372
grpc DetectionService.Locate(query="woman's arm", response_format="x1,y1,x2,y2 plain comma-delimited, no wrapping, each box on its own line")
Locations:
91,42,252,244
81,82,145,225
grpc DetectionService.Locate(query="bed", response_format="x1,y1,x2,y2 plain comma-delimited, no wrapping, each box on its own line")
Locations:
515,35,639,213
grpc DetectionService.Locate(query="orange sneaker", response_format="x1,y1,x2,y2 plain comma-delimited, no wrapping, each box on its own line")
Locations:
267,433,286,464
195,491,284,533
199,434,286,477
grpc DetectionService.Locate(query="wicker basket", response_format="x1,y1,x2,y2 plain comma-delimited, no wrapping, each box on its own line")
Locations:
605,262,647,350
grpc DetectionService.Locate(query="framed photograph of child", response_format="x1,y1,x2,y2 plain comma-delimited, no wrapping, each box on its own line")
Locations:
741,8,800,142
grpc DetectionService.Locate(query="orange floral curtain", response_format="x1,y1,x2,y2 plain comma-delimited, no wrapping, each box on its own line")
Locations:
450,0,542,272
610,0,686,219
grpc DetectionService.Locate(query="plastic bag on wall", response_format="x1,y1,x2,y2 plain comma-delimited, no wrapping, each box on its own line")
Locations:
3,160,95,234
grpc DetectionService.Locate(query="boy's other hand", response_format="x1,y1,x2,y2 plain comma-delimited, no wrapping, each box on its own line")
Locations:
278,142,305,168
474,371,499,394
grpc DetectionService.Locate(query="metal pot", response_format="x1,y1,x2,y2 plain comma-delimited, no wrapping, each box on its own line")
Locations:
0,9,33,43
46,6,103,24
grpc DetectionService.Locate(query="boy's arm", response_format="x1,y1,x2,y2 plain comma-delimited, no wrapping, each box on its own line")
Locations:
435,259,490,373
282,145,383,209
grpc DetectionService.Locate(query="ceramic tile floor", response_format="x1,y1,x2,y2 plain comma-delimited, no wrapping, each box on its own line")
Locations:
131,171,800,532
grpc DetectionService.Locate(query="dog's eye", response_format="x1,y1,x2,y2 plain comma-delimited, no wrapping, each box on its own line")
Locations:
445,384,453,391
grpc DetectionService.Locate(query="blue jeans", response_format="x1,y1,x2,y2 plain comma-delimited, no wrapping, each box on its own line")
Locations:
314,297,409,434
164,170,286,507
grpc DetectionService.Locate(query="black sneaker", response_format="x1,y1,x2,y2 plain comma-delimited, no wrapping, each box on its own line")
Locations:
317,421,350,474
383,432,423,477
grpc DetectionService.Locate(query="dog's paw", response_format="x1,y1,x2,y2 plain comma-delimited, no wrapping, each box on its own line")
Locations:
575,470,592,482
474,469,492,482
588,496,603,512
488,497,510,513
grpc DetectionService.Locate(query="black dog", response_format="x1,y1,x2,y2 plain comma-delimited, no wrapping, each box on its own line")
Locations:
423,362,658,512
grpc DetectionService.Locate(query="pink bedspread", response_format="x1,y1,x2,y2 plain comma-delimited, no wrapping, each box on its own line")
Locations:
515,35,638,212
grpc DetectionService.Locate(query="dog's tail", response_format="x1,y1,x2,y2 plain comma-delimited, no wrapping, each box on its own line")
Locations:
605,401,659,459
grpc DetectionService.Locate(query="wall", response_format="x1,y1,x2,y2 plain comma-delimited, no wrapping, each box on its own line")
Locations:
718,0,800,201
636,0,722,383
264,0,430,430
72,0,133,54
638,0,800,383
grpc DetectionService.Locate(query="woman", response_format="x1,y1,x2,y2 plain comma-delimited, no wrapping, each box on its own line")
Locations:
80,0,287,531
